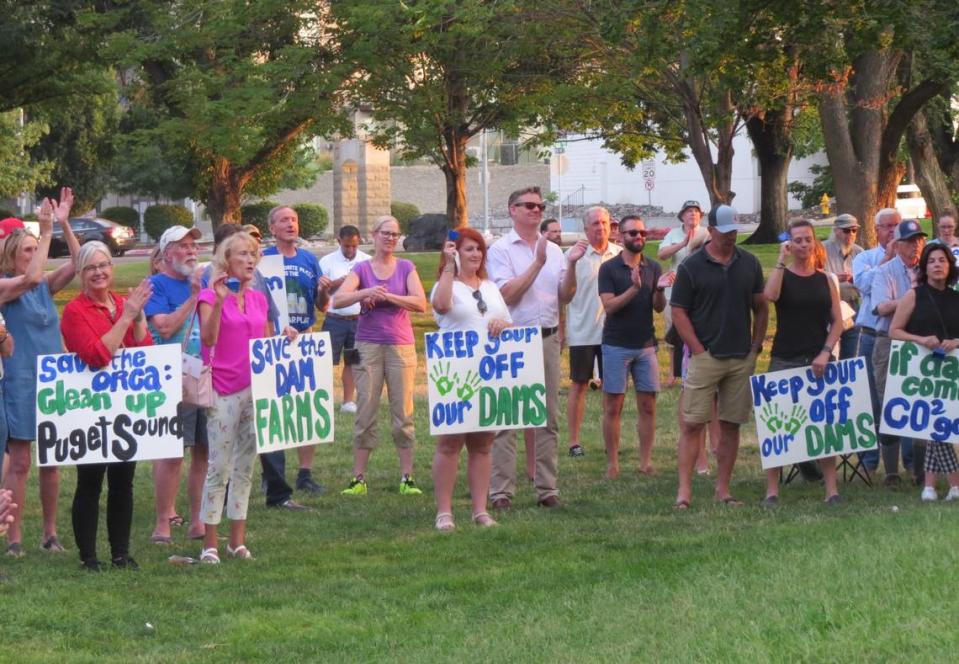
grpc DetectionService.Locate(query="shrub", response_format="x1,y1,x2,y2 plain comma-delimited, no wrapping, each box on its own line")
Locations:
240,200,280,237
21,212,37,221
293,203,328,238
99,206,139,229
0,208,15,220
391,201,421,234
144,204,193,241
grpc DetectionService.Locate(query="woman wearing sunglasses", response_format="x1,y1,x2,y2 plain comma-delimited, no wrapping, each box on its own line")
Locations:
334,215,428,496
430,227,511,530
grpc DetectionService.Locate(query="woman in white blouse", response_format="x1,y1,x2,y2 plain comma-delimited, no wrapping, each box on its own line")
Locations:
430,227,511,531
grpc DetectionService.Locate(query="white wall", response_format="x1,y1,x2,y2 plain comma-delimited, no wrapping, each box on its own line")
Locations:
550,134,827,214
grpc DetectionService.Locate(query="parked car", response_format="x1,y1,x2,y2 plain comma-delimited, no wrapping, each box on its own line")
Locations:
50,217,136,257
895,184,929,220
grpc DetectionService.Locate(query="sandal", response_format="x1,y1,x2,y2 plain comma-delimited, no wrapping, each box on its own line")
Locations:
41,536,65,552
150,534,174,546
673,500,690,510
434,512,455,531
169,515,185,528
226,544,254,560
472,512,498,527
6,542,23,558
717,497,745,507
199,548,220,564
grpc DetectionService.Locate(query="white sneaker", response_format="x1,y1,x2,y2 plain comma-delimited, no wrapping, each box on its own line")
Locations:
340,401,357,413
946,486,959,502
921,486,938,502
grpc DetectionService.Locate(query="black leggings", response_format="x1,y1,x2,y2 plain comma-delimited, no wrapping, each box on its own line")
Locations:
72,462,136,562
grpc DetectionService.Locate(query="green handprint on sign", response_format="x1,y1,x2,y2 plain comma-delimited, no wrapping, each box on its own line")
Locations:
759,403,785,433
456,370,481,402
429,361,456,396
760,402,809,436
784,405,808,435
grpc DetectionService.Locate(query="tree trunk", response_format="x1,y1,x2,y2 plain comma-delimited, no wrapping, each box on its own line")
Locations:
907,108,954,228
675,78,737,207
442,130,469,227
743,113,793,244
205,157,243,227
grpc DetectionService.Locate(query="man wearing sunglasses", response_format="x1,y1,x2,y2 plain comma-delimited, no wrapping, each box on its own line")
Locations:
823,213,863,360
487,186,569,509
597,216,672,479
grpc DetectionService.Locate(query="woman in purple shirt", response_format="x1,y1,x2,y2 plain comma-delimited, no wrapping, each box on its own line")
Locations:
333,216,427,496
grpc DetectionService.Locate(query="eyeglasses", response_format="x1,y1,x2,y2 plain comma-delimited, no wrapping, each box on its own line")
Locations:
512,202,547,212
840,228,858,234
82,261,113,273
378,231,401,239
623,229,648,238
472,289,488,315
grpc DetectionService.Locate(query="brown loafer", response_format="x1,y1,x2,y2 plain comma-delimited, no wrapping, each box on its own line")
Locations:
537,496,561,508
491,497,512,511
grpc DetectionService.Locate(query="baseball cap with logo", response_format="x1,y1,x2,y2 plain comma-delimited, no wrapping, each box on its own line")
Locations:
0,217,25,240
894,219,927,241
158,225,202,252
677,200,703,221
707,205,741,233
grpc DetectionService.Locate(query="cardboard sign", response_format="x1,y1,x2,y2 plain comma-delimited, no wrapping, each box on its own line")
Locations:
258,253,291,330
750,357,876,469
35,345,183,466
425,326,546,435
881,340,959,443
249,332,334,452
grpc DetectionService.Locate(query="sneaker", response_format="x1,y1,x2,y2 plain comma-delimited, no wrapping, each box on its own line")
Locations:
341,477,368,496
82,558,104,572
296,475,326,495
340,401,357,413
760,495,779,508
921,486,938,502
272,498,310,511
947,486,959,502
6,543,23,558
884,474,902,488
111,555,140,571
568,444,585,458
399,476,422,496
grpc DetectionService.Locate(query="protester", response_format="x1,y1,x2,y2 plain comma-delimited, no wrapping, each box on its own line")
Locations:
822,214,864,359
934,213,959,265
318,225,371,413
487,186,568,509
597,216,671,478
540,218,562,245
670,205,768,509
430,228,511,530
562,206,620,457
334,215,427,496
60,242,153,570
534,217,563,479
201,224,278,324
0,190,79,557
761,220,844,506
145,224,209,543
871,218,927,486
148,245,163,276
889,243,959,501
658,202,708,387
257,206,327,504
852,208,902,478
197,231,297,563
609,218,621,245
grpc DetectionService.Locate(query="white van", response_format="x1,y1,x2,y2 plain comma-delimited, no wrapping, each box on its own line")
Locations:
895,184,928,219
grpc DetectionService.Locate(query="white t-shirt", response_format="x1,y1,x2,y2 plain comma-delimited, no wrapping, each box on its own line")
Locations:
431,279,511,332
318,247,371,316
564,242,622,346
660,225,709,270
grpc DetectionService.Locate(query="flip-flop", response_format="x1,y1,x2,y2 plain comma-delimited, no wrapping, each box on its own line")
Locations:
150,535,174,545
718,497,745,507
673,500,690,510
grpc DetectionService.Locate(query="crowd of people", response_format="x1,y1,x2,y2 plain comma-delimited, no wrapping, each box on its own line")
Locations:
1,186,958,570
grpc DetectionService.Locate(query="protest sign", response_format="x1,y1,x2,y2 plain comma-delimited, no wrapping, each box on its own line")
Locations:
35,345,183,466
258,253,290,330
880,340,959,443
249,332,334,452
425,326,546,435
750,358,876,469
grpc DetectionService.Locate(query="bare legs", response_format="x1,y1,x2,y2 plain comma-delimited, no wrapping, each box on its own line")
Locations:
342,364,356,404
432,433,494,521
153,446,207,540
186,446,208,538
603,392,656,478
677,420,741,505
567,380,588,449
2,439,59,545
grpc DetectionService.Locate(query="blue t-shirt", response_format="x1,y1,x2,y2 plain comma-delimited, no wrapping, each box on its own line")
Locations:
262,247,322,331
145,273,201,355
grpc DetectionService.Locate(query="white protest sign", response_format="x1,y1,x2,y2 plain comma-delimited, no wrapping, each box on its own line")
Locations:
750,357,876,469
259,253,290,330
249,332,334,453
35,345,183,466
425,326,546,435
880,340,959,443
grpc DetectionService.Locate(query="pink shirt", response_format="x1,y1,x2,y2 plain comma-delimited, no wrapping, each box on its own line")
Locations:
487,229,566,328
198,288,268,395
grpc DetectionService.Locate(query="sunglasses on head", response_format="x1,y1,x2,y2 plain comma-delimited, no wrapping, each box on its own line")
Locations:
472,289,488,315
623,229,648,238
513,201,547,212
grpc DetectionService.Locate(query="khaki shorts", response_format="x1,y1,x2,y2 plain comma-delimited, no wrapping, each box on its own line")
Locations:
682,351,757,425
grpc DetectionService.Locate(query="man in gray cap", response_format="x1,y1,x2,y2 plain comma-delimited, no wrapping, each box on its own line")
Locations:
823,213,864,359
669,205,768,508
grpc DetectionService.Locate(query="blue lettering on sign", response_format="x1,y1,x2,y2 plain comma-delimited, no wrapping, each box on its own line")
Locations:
265,276,283,291
761,433,793,457
296,336,327,358
432,400,473,427
805,359,863,396
275,358,316,397
483,326,539,354
808,387,852,425
478,352,525,381
250,337,293,374
751,373,804,406
425,330,480,360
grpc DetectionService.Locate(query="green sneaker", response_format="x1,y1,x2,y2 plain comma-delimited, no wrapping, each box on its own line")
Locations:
341,476,368,496
399,476,423,496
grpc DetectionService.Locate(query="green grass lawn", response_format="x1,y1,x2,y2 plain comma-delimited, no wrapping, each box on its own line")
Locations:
5,240,957,662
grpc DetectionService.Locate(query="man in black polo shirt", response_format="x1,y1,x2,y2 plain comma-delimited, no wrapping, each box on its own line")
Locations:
597,216,672,479
670,205,768,508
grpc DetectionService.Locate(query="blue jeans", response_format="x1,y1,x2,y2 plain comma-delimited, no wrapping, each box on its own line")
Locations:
260,451,292,506
838,326,860,361
859,330,912,474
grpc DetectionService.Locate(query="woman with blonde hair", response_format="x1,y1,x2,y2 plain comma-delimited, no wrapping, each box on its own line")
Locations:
334,215,427,496
0,190,80,557
197,232,298,563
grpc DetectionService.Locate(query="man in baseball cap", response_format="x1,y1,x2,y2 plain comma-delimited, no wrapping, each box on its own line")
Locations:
158,225,202,253
706,204,743,234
